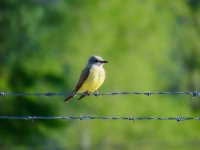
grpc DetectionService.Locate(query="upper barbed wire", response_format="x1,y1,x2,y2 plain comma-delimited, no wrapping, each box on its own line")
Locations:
0,91,200,98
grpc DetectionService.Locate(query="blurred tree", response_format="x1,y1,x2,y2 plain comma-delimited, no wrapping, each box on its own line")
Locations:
175,0,200,112
0,0,68,148
1,0,200,149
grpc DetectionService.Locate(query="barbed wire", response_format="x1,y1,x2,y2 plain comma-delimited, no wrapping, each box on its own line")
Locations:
0,116,199,122
1,92,199,122
0,91,200,98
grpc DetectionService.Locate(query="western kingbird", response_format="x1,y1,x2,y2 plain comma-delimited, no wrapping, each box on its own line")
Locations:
64,55,108,101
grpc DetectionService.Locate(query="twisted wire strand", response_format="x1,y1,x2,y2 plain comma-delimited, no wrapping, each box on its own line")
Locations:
1,91,199,122
0,116,199,122
0,91,199,97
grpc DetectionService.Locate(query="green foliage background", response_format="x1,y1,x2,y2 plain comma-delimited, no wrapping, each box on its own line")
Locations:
0,0,200,149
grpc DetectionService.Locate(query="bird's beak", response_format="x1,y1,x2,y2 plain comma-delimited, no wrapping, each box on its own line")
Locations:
101,60,108,63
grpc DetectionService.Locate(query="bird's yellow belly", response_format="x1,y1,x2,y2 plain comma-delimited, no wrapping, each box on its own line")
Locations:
79,66,105,92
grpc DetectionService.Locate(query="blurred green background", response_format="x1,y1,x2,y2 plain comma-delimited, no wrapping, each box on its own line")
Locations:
1,0,200,149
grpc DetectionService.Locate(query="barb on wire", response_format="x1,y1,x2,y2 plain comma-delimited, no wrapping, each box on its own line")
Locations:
0,116,199,122
0,91,200,98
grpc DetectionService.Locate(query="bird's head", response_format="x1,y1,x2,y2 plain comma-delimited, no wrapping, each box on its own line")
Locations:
88,55,108,66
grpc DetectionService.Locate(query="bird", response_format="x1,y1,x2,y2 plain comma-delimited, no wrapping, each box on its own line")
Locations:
64,55,108,101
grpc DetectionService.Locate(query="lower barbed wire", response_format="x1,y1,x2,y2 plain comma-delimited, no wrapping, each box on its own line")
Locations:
0,116,200,122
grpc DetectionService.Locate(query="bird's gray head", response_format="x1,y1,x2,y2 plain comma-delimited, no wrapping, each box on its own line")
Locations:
88,55,108,66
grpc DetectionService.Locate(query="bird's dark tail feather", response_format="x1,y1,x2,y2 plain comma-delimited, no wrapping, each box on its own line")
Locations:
78,95,86,100
64,92,76,101
78,91,90,100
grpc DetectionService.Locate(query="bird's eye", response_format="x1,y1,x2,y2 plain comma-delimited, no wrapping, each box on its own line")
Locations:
95,60,99,62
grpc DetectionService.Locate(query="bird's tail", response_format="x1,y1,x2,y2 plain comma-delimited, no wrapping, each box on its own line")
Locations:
78,91,90,100
78,95,86,100
64,92,76,101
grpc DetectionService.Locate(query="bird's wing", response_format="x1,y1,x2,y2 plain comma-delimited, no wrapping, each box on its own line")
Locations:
74,67,90,93
64,67,90,101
